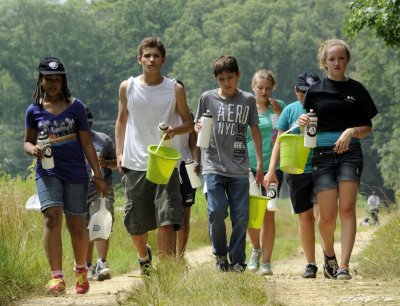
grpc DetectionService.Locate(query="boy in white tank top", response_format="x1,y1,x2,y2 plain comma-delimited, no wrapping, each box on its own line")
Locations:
115,37,193,275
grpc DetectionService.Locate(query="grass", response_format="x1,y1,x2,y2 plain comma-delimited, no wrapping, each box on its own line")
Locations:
0,172,398,306
356,204,400,277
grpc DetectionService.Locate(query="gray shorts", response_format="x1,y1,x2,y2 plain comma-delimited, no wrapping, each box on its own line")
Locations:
122,169,182,235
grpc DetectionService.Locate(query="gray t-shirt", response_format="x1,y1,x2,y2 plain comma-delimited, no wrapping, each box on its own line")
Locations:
87,129,116,200
195,89,259,178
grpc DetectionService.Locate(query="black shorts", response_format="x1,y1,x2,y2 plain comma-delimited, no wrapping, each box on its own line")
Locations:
179,162,196,207
286,173,315,214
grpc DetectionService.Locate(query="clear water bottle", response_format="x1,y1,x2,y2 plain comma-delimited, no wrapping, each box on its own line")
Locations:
37,131,54,169
196,110,213,148
304,109,317,148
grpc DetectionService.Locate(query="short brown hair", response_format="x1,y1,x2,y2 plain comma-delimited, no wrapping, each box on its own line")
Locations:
137,37,166,58
213,55,239,77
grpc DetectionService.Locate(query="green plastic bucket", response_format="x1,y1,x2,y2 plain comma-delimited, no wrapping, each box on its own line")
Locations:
279,134,310,174
146,145,181,185
248,195,268,229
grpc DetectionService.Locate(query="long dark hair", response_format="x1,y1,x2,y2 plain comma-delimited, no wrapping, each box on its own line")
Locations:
32,74,72,105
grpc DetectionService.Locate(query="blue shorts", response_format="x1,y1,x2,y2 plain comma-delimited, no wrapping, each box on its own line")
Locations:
36,176,88,216
312,144,363,193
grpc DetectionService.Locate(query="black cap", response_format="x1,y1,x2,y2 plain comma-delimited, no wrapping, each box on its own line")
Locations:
85,107,93,123
296,72,320,91
38,57,66,75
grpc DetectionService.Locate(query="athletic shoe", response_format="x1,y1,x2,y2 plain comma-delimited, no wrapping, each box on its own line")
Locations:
302,264,318,278
247,248,262,272
75,267,90,294
229,263,245,273
139,244,153,276
87,263,95,281
215,255,229,272
95,259,111,281
259,262,273,276
323,253,338,279
336,267,352,280
45,277,65,295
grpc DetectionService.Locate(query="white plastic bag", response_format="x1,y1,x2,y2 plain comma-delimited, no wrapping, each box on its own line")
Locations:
25,194,41,211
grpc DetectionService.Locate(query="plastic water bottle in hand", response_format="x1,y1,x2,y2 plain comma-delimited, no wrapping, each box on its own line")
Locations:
185,159,202,188
249,169,261,196
197,110,213,148
304,109,317,148
37,131,54,169
266,183,278,211
158,122,170,147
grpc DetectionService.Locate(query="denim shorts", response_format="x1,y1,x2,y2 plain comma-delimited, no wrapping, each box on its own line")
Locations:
122,169,182,235
36,175,88,216
312,144,363,193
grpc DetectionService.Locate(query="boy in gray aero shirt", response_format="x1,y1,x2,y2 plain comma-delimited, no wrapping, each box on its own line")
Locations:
195,55,263,273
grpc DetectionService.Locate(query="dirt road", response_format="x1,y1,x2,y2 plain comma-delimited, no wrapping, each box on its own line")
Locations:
19,228,400,306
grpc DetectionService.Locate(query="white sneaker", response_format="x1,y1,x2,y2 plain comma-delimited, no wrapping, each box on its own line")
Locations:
95,259,111,281
87,263,96,281
259,262,273,276
247,248,262,272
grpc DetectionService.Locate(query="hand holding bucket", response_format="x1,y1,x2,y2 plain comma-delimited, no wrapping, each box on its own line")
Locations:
88,197,112,241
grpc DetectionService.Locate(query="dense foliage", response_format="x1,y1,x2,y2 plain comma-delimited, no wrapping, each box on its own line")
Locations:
0,0,398,199
345,0,400,47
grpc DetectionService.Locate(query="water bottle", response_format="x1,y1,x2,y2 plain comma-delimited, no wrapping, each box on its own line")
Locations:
249,169,261,196
158,122,170,147
196,110,213,148
185,159,202,189
304,109,317,148
266,183,278,211
37,131,54,169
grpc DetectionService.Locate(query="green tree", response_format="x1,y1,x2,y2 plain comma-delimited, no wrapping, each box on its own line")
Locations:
345,0,400,47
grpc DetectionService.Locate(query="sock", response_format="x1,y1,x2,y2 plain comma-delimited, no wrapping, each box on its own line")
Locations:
139,255,150,263
51,270,63,278
308,262,317,266
74,264,86,272
324,252,336,260
98,258,107,263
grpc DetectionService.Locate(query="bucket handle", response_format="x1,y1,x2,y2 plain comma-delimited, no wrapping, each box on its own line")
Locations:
155,133,167,154
282,121,300,135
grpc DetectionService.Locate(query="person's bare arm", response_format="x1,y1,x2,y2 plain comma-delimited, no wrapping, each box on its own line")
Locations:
115,80,129,174
165,83,194,138
249,124,263,183
24,128,41,157
79,130,108,196
264,129,283,188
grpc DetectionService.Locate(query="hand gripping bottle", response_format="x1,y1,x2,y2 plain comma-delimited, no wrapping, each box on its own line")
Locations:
304,109,317,148
158,122,170,147
185,159,202,189
266,183,278,211
196,110,213,148
37,131,54,169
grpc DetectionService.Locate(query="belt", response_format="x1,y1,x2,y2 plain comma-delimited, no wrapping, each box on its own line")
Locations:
314,146,336,154
314,143,361,155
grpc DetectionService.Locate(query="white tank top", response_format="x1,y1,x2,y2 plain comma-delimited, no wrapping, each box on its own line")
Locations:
122,76,180,170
